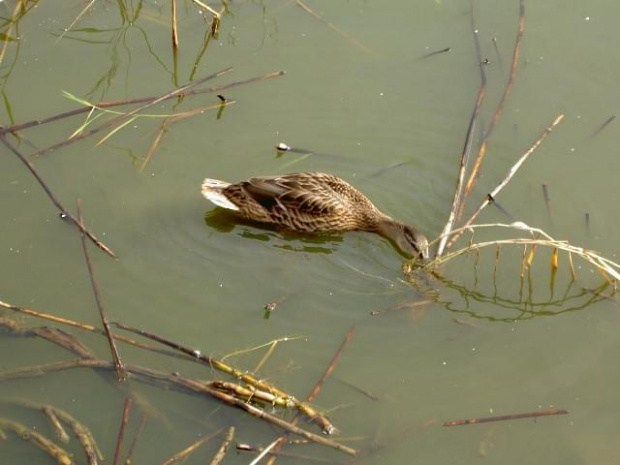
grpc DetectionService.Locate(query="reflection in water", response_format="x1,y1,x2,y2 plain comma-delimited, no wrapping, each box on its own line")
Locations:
204,208,342,254
425,272,611,322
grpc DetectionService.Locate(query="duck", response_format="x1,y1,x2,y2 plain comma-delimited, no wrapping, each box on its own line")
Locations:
201,172,429,259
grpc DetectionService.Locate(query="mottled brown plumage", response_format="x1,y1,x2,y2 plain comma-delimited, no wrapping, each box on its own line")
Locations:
201,172,428,259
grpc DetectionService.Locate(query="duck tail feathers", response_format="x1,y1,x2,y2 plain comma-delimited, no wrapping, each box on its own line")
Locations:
201,178,239,211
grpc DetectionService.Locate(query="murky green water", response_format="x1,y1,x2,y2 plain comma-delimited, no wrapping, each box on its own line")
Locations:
2,1,620,463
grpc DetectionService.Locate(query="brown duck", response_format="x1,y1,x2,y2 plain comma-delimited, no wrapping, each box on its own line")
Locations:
201,172,428,259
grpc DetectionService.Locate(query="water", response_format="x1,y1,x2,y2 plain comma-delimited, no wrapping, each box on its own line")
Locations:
2,1,620,463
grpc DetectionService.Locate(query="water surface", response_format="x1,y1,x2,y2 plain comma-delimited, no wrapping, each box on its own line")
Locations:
1,1,620,463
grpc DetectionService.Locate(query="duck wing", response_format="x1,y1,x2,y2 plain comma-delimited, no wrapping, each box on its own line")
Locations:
242,173,345,217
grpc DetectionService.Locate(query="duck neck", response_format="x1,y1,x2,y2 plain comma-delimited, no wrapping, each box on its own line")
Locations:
374,217,404,240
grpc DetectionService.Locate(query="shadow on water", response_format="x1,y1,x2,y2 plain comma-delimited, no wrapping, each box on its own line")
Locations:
204,208,343,254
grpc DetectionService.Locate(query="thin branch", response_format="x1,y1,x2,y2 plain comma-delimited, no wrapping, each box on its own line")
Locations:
266,326,357,465
0,67,234,136
77,199,126,381
31,70,235,158
464,0,525,196
0,69,287,139
307,326,356,404
435,0,487,258
113,398,133,465
444,114,565,249
0,358,357,457
0,298,219,362
0,134,117,258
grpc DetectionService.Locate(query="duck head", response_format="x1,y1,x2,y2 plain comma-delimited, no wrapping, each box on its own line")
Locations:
376,220,429,260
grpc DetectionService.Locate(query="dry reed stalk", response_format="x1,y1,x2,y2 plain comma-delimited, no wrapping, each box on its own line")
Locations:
77,199,126,381
0,316,94,359
210,381,298,408
0,134,117,258
162,430,223,465
31,71,234,158
125,413,147,465
201,70,285,94
435,109,479,258
307,325,356,404
526,235,539,265
0,418,73,465
568,251,576,280
0,357,357,456
171,0,179,49
296,0,372,54
237,444,341,464
112,398,132,465
191,0,222,36
0,67,234,136
140,119,169,171
464,0,525,197
112,322,336,432
0,298,221,362
112,324,289,398
435,0,487,258
157,381,354,456
253,339,279,373
189,28,214,81
139,100,236,171
53,409,103,465
192,0,221,18
44,407,71,444
209,426,235,465
0,0,23,66
427,223,620,283
265,326,357,465
0,69,284,142
249,439,280,465
57,0,97,43
444,114,565,249
443,408,567,426
1,398,103,464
